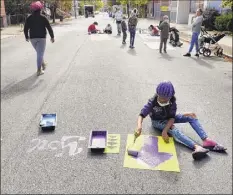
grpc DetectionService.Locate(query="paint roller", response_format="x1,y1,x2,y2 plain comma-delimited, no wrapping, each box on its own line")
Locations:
127,129,141,157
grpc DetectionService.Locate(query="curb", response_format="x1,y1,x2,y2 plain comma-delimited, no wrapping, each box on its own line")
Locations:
179,36,233,60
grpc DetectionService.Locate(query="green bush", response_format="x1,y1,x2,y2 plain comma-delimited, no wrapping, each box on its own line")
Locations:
215,13,233,31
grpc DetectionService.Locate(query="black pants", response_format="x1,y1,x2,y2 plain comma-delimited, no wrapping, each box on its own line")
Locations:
160,38,168,52
122,31,127,42
104,30,112,34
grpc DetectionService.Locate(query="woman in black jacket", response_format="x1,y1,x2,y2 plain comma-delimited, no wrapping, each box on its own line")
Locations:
24,1,55,76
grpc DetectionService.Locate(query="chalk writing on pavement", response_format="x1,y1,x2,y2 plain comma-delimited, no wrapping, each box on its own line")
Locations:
27,136,86,157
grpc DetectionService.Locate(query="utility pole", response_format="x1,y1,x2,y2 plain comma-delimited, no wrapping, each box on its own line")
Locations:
74,0,77,19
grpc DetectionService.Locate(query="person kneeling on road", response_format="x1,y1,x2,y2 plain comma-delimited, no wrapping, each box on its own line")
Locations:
88,22,99,34
135,81,226,160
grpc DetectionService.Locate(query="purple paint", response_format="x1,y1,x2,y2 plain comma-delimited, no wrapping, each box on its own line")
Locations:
88,130,107,149
137,136,173,168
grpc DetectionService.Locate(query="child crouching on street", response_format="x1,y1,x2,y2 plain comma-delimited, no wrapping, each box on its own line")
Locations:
104,24,112,34
121,16,127,44
135,81,226,160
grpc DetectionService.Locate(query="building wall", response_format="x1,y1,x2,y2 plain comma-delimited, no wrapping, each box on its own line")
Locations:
1,0,7,27
176,0,190,24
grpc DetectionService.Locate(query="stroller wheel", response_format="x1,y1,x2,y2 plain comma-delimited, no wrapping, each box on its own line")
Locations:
199,47,204,54
203,49,211,57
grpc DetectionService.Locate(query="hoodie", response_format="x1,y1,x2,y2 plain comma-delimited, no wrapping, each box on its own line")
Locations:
128,15,138,30
159,20,170,39
139,95,177,120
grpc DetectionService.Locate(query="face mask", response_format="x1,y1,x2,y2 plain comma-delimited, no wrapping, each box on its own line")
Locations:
157,100,170,107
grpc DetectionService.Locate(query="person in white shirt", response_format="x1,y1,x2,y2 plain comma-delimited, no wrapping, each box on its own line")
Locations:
114,8,123,36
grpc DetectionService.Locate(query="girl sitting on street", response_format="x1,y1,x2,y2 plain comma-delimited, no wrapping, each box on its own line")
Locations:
135,81,226,160
148,25,160,36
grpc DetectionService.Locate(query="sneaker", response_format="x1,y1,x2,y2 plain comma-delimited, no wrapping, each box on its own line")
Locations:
195,53,199,57
159,50,162,53
122,41,126,44
164,50,167,53
37,69,44,76
192,146,209,160
42,62,47,70
183,53,191,57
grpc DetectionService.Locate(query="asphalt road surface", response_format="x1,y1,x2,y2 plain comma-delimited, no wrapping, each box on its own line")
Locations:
1,14,232,194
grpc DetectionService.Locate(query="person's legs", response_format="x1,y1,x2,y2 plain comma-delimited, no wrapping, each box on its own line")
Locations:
131,29,136,47
194,33,200,55
152,119,209,160
152,120,197,149
30,39,43,74
174,113,226,151
117,23,121,35
122,31,127,43
174,114,208,140
159,37,163,53
164,38,168,52
36,39,46,75
129,29,133,47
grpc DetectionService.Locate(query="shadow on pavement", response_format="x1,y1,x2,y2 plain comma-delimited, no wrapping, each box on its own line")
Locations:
120,44,127,49
192,155,211,168
127,49,137,56
86,150,107,159
192,58,214,69
1,73,42,100
158,53,174,61
38,126,55,136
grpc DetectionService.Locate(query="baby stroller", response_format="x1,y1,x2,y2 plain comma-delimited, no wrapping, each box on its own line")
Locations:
198,27,225,57
169,27,183,47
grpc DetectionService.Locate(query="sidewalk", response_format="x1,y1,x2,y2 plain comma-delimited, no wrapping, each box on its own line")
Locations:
139,19,232,58
0,17,73,40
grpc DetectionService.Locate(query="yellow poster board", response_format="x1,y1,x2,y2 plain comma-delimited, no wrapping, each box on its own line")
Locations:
160,6,169,11
123,135,180,172
104,134,121,154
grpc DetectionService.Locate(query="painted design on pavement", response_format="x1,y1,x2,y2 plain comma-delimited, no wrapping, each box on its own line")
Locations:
137,136,173,167
123,135,180,172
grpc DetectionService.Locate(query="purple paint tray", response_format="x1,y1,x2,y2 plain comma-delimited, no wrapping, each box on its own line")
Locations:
88,130,108,151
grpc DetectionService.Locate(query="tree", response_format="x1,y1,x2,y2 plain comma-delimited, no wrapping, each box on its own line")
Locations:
5,0,31,15
60,0,73,12
222,0,233,8
95,0,104,11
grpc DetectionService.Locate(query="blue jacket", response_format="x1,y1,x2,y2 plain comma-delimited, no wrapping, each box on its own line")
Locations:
139,95,177,120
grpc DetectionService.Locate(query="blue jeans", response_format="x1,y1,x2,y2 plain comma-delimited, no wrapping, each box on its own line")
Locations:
30,38,46,69
152,114,208,150
129,28,136,47
188,32,199,53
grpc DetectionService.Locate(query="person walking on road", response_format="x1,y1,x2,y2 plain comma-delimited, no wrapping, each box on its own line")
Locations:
128,9,138,49
121,16,127,44
183,8,203,57
114,8,123,36
24,1,55,76
159,15,170,53
135,81,227,160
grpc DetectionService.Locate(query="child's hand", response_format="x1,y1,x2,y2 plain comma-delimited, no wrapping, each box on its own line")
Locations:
134,127,142,138
162,130,169,143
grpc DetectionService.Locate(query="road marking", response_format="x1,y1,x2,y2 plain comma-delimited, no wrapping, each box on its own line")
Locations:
144,42,175,50
90,34,112,41
27,136,86,157
139,34,160,41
